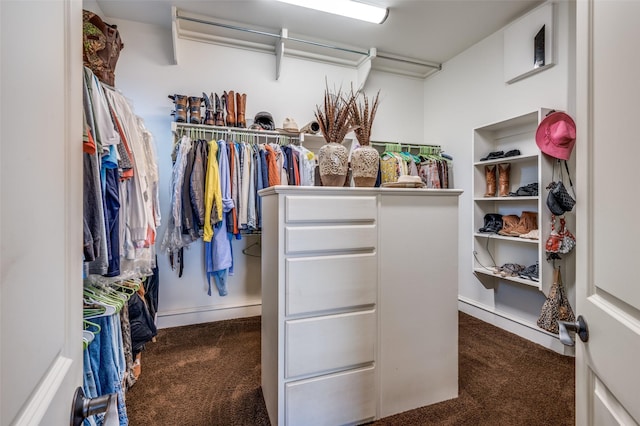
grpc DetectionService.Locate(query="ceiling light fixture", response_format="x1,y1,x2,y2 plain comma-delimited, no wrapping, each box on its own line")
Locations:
277,0,389,24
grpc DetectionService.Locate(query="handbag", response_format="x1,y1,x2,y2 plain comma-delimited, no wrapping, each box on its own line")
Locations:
545,215,576,255
537,267,575,334
546,160,576,215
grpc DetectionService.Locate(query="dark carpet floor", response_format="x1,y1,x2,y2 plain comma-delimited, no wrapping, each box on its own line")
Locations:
126,312,574,425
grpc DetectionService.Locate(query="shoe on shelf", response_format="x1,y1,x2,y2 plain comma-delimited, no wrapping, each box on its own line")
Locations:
479,213,503,233
480,150,504,161
507,211,537,236
496,263,526,277
519,262,539,281
509,182,539,197
519,229,539,240
498,215,520,236
504,149,521,158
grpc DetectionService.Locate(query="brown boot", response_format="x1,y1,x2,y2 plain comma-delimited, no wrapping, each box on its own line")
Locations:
202,92,215,126
484,165,497,197
215,93,225,126
168,94,188,122
188,96,203,124
498,215,520,236
225,90,236,127
236,92,246,128
498,163,511,197
508,211,538,236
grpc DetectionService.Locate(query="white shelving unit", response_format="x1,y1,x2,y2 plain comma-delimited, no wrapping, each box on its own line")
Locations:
472,109,554,292
469,108,577,355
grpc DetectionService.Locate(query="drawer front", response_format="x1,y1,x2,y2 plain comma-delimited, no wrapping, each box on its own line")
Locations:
285,225,376,254
285,195,377,223
286,253,377,315
285,310,376,378
286,366,375,426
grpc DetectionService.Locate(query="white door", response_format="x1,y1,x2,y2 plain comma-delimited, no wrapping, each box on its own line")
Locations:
1,1,84,425
575,1,640,424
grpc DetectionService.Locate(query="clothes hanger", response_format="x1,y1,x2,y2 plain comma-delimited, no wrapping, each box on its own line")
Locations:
242,235,261,257
84,286,124,313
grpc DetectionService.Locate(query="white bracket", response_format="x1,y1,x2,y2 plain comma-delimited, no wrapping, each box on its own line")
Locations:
276,28,288,80
356,48,377,91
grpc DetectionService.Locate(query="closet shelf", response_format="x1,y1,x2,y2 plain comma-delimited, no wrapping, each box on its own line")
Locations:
473,154,537,166
473,233,539,244
473,268,541,289
473,196,538,201
171,7,442,87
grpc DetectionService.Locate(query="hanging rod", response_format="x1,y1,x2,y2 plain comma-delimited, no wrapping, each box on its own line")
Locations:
176,13,369,57
370,141,442,150
376,53,442,70
173,122,299,137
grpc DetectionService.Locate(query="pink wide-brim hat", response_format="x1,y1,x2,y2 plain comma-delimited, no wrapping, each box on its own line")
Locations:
535,111,576,160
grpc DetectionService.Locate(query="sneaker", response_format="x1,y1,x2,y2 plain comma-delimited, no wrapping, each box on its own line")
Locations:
519,262,539,281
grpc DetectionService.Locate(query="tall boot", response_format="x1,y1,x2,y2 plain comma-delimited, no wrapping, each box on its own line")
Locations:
168,94,188,122
188,96,203,124
498,163,511,197
236,92,246,128
225,90,236,127
214,93,225,126
202,92,215,126
484,165,497,197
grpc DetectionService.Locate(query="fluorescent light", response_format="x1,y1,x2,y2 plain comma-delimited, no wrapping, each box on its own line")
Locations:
277,0,389,24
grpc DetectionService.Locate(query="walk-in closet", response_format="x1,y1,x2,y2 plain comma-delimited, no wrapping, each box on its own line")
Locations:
3,0,640,425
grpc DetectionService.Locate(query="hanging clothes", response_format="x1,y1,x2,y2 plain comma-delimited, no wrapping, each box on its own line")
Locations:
205,140,234,296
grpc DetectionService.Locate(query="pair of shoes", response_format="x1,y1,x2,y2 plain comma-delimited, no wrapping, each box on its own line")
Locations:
519,262,539,281
480,150,504,161
484,163,511,197
221,91,248,128
168,94,206,124
480,149,521,161
498,211,538,236
509,182,539,197
478,213,503,233
494,263,525,277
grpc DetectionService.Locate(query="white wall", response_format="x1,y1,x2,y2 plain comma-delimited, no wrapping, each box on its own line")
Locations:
107,17,425,328
423,0,575,346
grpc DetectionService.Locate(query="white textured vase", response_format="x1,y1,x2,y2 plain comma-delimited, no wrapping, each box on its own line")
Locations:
351,145,380,187
318,142,349,186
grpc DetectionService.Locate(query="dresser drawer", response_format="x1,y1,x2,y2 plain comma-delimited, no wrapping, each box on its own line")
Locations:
285,224,376,254
286,253,377,316
286,366,375,426
285,310,376,378
285,195,377,223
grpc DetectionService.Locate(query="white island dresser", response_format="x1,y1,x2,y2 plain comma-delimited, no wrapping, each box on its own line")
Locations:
259,186,463,426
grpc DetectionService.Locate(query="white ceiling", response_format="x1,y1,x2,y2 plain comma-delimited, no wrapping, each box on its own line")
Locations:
97,0,543,66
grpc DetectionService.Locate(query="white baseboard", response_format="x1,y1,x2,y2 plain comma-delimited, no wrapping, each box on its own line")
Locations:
458,296,575,357
156,302,262,329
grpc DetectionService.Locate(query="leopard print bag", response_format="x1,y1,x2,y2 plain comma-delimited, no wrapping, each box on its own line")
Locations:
537,267,575,334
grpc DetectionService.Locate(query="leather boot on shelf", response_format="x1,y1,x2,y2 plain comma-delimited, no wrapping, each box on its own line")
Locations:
498,214,520,236
214,93,225,126
508,211,538,236
498,163,511,197
236,92,246,128
168,94,188,122
484,165,497,197
225,90,236,127
202,92,215,126
188,96,203,124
